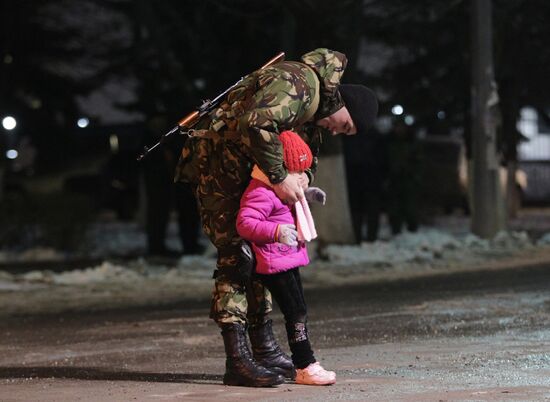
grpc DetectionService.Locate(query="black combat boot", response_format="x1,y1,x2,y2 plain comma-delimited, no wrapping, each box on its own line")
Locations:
248,319,296,379
221,323,285,387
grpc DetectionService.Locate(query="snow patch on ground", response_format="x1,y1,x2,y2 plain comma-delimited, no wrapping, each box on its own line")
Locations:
323,228,533,266
8,255,217,287
1,228,535,288
1,225,549,316
37,262,142,285
536,232,550,246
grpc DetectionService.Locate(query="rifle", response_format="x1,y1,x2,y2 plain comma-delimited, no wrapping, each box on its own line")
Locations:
137,51,285,161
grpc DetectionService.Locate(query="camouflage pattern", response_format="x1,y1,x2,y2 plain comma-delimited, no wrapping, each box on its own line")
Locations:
210,276,273,325
246,274,274,325
233,60,322,185
174,49,347,325
301,48,348,119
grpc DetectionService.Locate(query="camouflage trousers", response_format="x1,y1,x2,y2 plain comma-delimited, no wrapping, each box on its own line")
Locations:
189,138,273,325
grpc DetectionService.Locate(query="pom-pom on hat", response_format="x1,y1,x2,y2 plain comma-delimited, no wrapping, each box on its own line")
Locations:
279,131,313,173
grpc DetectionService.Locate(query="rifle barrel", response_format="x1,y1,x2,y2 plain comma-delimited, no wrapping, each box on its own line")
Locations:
136,125,179,161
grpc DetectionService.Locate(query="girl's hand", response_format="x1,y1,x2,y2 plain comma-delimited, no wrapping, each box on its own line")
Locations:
304,187,326,205
276,224,298,246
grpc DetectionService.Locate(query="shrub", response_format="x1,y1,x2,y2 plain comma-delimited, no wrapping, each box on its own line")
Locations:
0,191,94,251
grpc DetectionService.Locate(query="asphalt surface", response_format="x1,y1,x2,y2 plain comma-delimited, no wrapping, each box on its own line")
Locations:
1,263,550,401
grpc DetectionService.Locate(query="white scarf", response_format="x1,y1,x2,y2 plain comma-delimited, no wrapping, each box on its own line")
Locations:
251,165,317,242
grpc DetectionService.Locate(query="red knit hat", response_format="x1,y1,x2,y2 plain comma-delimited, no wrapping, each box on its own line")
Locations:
279,130,313,172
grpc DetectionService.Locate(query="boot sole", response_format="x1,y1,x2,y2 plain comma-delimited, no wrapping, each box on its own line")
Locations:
223,373,285,387
266,366,296,380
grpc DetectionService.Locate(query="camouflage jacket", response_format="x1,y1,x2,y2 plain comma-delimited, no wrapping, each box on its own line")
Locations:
175,48,347,185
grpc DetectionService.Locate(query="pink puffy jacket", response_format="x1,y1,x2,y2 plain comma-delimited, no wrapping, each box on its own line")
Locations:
236,179,309,275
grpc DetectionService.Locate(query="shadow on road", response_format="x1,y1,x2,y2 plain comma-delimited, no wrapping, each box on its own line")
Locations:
0,366,222,384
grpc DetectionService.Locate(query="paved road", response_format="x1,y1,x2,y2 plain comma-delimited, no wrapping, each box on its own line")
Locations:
1,264,550,401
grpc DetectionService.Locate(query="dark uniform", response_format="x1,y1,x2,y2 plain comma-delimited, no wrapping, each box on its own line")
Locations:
386,121,423,234
343,129,387,243
142,116,202,256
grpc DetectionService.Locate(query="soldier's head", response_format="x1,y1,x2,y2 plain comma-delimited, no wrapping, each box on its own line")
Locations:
301,48,348,125
300,49,378,136
315,106,356,135
316,84,378,136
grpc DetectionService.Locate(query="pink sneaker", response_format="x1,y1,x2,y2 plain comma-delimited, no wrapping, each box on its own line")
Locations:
295,362,336,385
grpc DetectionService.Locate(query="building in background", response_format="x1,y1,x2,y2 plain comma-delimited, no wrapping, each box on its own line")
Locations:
517,107,550,204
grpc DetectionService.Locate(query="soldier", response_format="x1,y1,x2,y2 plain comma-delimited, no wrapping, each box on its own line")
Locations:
174,48,377,387
142,114,203,257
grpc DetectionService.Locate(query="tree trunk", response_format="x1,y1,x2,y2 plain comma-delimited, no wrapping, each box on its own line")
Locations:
311,153,355,245
470,0,506,237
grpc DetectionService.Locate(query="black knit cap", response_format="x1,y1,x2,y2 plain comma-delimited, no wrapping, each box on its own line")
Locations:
339,84,379,133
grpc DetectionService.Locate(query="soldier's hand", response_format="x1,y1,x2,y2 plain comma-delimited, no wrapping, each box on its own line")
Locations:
276,224,298,246
298,172,309,190
273,173,304,205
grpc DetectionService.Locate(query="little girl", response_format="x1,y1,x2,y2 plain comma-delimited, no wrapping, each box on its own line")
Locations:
236,130,336,385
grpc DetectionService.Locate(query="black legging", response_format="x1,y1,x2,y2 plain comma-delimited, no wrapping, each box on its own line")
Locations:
257,268,316,369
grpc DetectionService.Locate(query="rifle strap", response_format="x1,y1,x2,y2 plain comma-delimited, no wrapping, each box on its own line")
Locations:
189,64,319,141
188,129,241,141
